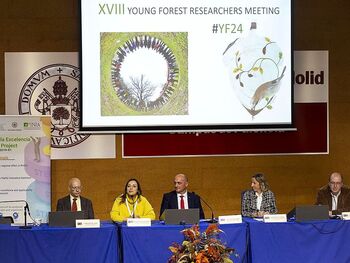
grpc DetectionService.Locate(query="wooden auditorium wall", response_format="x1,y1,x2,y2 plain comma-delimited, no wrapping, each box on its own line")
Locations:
0,0,349,219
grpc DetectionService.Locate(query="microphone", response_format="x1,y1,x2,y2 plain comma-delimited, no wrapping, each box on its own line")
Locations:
24,202,31,215
0,200,32,229
198,195,217,223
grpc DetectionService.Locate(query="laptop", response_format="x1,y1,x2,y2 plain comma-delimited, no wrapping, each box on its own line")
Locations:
287,205,329,222
162,208,200,225
0,216,14,225
49,211,87,227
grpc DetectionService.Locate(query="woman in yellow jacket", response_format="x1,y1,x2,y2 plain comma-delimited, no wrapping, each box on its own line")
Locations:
110,178,155,222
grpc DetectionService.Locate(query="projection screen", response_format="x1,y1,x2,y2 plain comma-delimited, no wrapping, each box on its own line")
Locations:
80,0,293,132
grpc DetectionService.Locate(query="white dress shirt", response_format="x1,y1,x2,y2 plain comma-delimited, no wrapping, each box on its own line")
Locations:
331,191,340,211
177,191,189,209
256,192,263,211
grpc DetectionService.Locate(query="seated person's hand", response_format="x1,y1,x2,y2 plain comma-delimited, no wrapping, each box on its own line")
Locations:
252,211,268,217
257,211,269,217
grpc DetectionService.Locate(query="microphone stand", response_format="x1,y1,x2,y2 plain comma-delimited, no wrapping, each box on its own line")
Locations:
199,196,217,223
19,203,32,229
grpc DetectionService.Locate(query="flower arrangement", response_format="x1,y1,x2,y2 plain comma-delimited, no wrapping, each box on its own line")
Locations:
168,224,237,263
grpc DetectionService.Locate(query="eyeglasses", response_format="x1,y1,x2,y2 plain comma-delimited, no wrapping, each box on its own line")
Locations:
329,182,342,186
70,186,81,190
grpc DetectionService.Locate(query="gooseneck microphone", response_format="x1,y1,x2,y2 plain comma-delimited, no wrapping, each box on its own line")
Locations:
198,195,217,223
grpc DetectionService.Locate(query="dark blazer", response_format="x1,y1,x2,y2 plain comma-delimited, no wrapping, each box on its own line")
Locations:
56,195,94,219
316,185,350,215
160,191,205,219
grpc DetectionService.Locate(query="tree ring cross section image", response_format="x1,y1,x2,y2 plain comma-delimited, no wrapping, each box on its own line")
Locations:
100,32,188,116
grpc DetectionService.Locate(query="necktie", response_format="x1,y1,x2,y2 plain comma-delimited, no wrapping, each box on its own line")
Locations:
180,195,185,209
71,198,77,212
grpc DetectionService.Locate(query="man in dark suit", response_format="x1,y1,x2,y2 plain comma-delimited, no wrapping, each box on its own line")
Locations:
160,173,205,219
316,172,350,215
56,177,94,219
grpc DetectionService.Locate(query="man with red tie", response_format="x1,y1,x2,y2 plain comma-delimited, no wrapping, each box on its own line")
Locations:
160,173,205,219
56,177,94,219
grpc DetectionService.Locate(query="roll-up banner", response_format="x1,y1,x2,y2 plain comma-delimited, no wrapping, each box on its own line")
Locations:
0,115,51,224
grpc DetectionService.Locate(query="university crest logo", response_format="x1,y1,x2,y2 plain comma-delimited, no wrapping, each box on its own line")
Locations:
18,64,90,148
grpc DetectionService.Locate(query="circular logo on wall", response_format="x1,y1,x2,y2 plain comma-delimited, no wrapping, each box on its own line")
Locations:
18,64,89,148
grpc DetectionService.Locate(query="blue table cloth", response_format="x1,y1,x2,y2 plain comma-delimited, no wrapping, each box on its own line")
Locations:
120,220,248,263
245,217,350,263
4,217,348,263
0,221,118,263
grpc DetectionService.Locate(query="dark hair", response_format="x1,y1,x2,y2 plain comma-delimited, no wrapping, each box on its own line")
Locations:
252,173,270,192
120,178,142,204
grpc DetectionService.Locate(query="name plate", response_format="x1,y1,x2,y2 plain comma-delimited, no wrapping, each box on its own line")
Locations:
127,218,151,227
218,215,242,224
263,214,287,223
341,212,350,220
76,219,101,228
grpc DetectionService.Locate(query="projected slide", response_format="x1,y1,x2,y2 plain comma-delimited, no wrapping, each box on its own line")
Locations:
81,0,292,132
102,32,188,115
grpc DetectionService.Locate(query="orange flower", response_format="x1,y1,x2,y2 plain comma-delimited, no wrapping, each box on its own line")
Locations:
181,228,196,241
205,224,221,236
195,252,209,263
181,224,200,241
206,246,221,261
168,224,236,263
168,244,180,254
